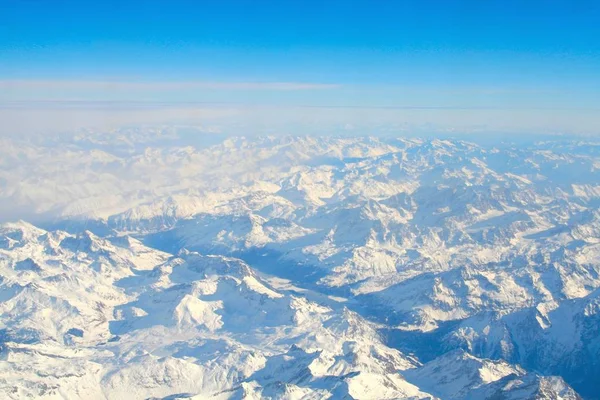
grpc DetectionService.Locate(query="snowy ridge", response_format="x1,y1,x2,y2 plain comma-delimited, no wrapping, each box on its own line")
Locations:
1,133,599,398
0,222,578,399
0,223,425,399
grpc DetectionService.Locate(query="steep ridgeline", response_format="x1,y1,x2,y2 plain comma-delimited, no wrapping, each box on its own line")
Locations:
1,133,599,398
0,222,579,399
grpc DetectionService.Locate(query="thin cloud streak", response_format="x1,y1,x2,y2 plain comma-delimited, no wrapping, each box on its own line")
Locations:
2,102,600,137
1,100,598,112
0,80,340,91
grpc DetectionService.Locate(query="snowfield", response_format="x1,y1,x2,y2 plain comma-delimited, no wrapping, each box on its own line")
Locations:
0,130,598,399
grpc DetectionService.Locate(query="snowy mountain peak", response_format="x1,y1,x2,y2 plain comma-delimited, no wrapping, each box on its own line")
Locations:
1,135,599,398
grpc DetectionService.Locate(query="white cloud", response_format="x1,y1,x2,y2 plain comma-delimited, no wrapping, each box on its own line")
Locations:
1,101,599,137
0,104,238,135
0,79,340,93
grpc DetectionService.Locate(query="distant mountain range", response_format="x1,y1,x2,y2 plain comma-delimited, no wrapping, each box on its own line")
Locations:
1,131,598,399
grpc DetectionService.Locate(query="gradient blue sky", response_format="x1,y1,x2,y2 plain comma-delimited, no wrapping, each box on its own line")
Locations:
1,0,600,135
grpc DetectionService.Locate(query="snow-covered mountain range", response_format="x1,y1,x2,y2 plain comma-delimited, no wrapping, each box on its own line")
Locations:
1,130,598,399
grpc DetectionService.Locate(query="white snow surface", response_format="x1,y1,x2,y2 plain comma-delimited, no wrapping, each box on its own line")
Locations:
1,131,598,399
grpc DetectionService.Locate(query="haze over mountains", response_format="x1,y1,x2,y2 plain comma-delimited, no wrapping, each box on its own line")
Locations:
1,129,599,399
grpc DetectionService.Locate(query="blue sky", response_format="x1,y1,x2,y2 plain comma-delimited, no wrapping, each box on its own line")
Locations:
1,0,600,135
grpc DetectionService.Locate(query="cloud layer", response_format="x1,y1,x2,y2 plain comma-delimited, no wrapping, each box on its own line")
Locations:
0,79,339,94
1,79,599,137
